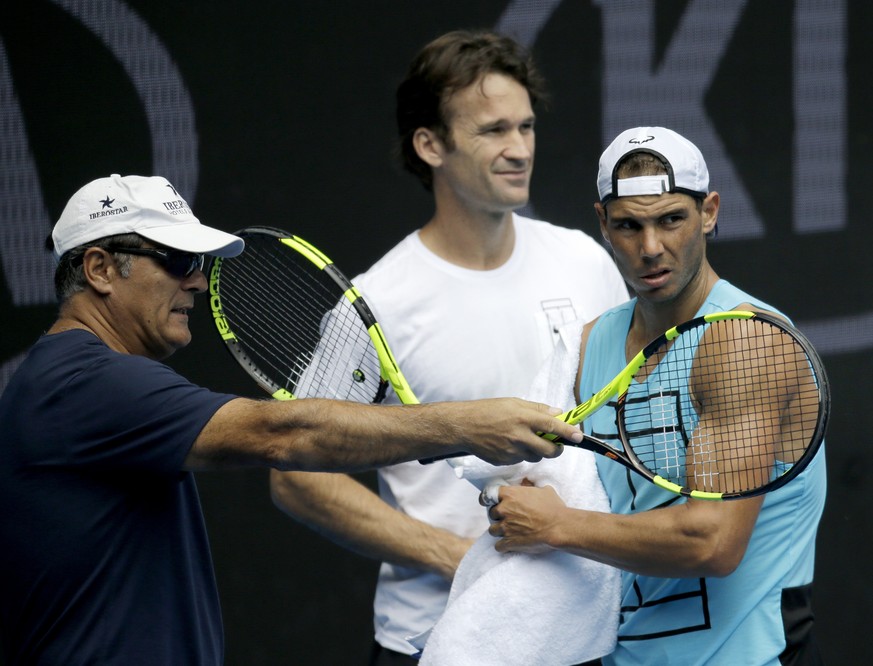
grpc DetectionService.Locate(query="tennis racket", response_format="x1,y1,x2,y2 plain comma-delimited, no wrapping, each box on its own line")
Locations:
545,310,829,500
208,226,418,405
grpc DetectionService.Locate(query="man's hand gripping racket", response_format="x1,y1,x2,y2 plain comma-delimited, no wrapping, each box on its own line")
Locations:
541,310,829,500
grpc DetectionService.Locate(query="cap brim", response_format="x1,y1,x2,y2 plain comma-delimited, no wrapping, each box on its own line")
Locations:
138,222,244,257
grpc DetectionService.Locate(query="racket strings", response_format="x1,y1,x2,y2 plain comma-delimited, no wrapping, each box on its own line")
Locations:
622,318,822,494
216,236,383,402
223,245,326,380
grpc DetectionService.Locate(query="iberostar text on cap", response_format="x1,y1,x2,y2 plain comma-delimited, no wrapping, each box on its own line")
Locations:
52,174,244,259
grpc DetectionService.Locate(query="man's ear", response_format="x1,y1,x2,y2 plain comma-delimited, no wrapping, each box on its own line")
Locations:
412,127,445,169
701,191,720,235
594,202,610,245
81,248,116,295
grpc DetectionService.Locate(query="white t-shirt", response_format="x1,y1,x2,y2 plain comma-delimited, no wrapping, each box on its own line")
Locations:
355,214,628,654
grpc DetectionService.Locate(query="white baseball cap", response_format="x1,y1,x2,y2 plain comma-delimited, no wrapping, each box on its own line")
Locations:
597,127,709,204
51,174,244,259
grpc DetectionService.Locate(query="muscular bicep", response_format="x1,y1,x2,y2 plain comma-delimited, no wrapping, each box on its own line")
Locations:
688,311,808,494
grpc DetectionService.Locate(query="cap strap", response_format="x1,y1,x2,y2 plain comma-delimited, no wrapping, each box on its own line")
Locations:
615,174,672,197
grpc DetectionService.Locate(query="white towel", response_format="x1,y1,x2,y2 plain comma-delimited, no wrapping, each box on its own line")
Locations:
415,321,620,665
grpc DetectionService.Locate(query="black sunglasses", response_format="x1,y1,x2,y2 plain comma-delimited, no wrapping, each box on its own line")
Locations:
106,246,205,278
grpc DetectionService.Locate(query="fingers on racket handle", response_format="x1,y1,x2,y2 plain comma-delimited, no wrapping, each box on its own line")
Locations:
418,451,467,465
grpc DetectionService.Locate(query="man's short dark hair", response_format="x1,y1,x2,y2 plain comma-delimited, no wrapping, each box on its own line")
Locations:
395,30,546,191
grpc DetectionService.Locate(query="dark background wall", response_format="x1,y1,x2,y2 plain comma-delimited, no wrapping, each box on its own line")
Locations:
1,1,868,663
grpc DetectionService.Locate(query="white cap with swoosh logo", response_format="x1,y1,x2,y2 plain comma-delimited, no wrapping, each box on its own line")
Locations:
597,127,709,205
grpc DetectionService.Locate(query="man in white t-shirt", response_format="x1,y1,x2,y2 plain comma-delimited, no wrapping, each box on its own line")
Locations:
270,30,628,665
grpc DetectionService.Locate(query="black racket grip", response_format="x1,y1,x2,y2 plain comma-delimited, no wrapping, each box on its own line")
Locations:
417,431,567,465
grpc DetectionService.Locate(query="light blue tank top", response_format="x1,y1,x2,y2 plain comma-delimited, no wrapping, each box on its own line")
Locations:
581,280,827,665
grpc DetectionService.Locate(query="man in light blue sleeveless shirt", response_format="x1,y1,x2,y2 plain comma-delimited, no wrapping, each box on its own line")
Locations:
485,127,826,665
